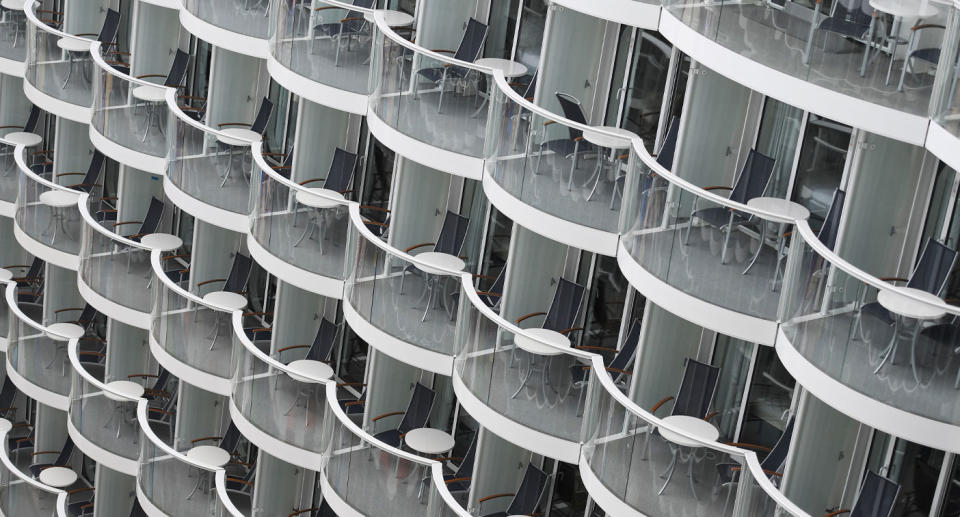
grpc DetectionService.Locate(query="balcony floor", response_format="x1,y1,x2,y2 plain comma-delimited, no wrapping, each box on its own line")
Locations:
0,23,27,62
82,249,153,313
19,202,82,255
325,447,430,516
172,151,251,215
11,333,71,396
274,37,370,94
30,58,94,107
379,89,487,157
233,371,326,453
253,208,348,279
139,455,225,516
192,0,270,39
156,307,233,379
71,393,141,460
97,105,168,157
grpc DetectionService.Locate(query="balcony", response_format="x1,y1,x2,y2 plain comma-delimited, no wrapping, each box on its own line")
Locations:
89,44,171,174
0,2,27,74
617,143,793,344
248,147,348,297
0,419,69,516
268,0,374,112
343,205,463,375
14,146,82,270
368,16,494,177
0,140,18,215
179,0,270,57
166,99,255,233
777,221,960,447
149,251,236,395
24,5,93,122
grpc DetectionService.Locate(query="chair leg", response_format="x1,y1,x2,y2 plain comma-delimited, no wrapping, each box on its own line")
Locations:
719,212,736,264
438,70,449,113
897,55,911,92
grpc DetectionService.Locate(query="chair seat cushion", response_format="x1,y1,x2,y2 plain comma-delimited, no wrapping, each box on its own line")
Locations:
818,18,870,38
910,48,941,65
374,429,401,448
443,475,470,493
860,301,894,326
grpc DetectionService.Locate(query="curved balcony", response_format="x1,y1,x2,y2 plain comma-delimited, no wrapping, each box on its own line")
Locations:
342,204,463,375
248,145,348,298
4,282,73,410
77,193,154,329
66,338,143,476
23,5,93,123
929,7,960,169
228,310,331,469
178,0,270,58
164,90,254,233
89,43,171,175
617,139,795,345
581,366,809,517
777,220,960,450
320,381,470,517
135,403,247,517
149,250,234,395
484,71,628,256
0,139,19,217
0,0,27,76
0,418,69,517
13,146,82,270
268,0,373,113
368,14,494,178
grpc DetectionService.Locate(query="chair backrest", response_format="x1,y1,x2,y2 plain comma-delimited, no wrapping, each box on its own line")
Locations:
130,500,147,517
434,211,470,256
729,149,776,205
137,197,165,236
454,18,488,64
609,318,642,372
522,70,538,99
817,189,845,250
27,258,45,280
907,238,957,295
164,50,190,88
250,98,275,136
346,0,375,19
152,368,169,392
453,432,478,478
480,268,505,307
325,148,358,194
55,437,75,466
396,383,436,435
655,116,680,170
224,253,254,293
850,471,900,517
75,151,105,192
307,318,338,362
23,106,41,133
0,378,16,410
542,278,586,333
671,358,720,418
555,92,587,141
76,304,98,328
759,416,795,474
505,464,549,515
220,423,241,453
98,9,121,45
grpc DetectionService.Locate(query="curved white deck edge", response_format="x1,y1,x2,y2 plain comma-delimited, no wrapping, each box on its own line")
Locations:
267,57,368,115
0,201,14,219
482,173,619,256
140,0,179,8
229,400,325,472
148,333,231,396
0,56,25,78
14,222,80,270
247,234,345,299
578,450,646,517
22,79,91,124
77,275,151,329
451,372,581,464
88,125,166,175
136,482,168,517
178,8,270,59
926,121,960,173
6,353,69,410
617,241,777,345
366,109,483,180
554,0,660,30
658,11,929,146
67,417,138,476
0,337,8,354
163,175,248,233
776,327,960,454
342,300,453,376
319,468,364,517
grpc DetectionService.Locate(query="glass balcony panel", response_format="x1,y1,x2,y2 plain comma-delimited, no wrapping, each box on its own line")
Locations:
15,150,82,256
25,11,94,108
6,285,72,397
0,141,18,205
69,361,142,461
0,420,68,516
0,8,28,63
422,464,471,517
214,470,247,517
271,0,374,94
182,0,270,39
932,6,960,137
370,22,491,158
250,160,350,280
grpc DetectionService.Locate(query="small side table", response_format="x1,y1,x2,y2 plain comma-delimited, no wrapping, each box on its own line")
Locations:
581,126,636,202
512,328,569,400
2,131,41,172
411,251,465,322
47,322,84,375
38,466,78,488
657,415,719,498
364,9,414,27
103,380,144,439
185,445,230,500
285,359,333,427
874,287,946,383
57,37,92,89
744,197,810,284
293,188,345,252
0,268,13,283
404,427,455,500
140,233,182,252
215,128,260,187
131,85,168,143
39,190,80,245
473,57,528,117
202,291,247,349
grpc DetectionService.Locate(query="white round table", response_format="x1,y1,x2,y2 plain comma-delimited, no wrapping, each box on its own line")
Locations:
475,58,528,79
103,380,145,401
404,427,455,455
39,190,79,208
186,445,230,468
286,359,333,383
657,415,719,497
0,419,10,434
56,37,90,53
513,328,569,356
877,287,947,320
132,85,168,142
413,251,465,276
140,233,182,252
46,322,84,341
38,466,77,488
364,9,414,27
3,131,42,147
296,188,344,210
581,126,637,202
1,0,27,11
744,197,810,278
216,127,260,146
0,268,12,282
132,85,167,103
203,291,248,310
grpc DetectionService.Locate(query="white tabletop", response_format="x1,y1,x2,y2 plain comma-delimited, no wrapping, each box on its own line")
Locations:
658,415,720,448
1,0,27,11
132,85,168,103
747,197,811,221
39,190,80,208
186,445,230,468
4,131,42,147
869,0,938,17
46,322,85,341
404,427,455,455
877,287,947,320
582,126,636,149
140,233,183,252
203,290,248,311
513,328,569,356
57,37,91,53
296,188,345,209
475,58,528,78
103,380,145,402
0,268,12,282
364,9,414,27
38,466,77,488
216,127,260,146
286,359,333,384
413,251,465,275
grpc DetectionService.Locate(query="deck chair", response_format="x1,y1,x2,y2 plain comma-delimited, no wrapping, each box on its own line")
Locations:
275,318,338,363
684,149,776,265
414,18,489,113
571,318,641,413
288,500,336,517
441,432,477,496
196,252,254,296
398,211,470,296
218,97,274,137
311,0,375,64
28,437,75,478
191,422,247,467
55,151,104,193
803,0,875,67
112,197,164,241
823,471,900,517
717,417,795,512
370,382,436,448
297,148,358,193
897,24,946,92
0,105,42,138
616,115,680,214
337,382,366,419
6,257,44,288
128,368,171,403
475,463,549,517
76,9,121,52
646,358,721,460
136,49,190,88
514,278,586,336
535,92,597,190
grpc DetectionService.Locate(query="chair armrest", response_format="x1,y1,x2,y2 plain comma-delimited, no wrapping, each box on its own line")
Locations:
478,493,515,503
190,435,223,444
724,442,772,452
606,367,633,376
288,509,319,517
53,307,85,315
54,172,85,177
404,242,435,253
336,382,366,387
359,205,391,213
651,396,674,413
31,450,61,456
343,400,365,407
128,374,159,379
445,476,471,484
217,122,253,129
226,477,254,486
824,511,851,517
298,178,325,186
476,291,501,297
912,23,945,31
112,221,143,227
162,254,190,262
196,278,227,287
515,312,546,324
136,74,166,79
559,327,584,336
371,411,405,422
243,311,272,317
703,186,733,191
67,487,95,495
276,345,310,355
879,277,909,284
431,49,456,53
704,411,719,422
340,16,363,22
